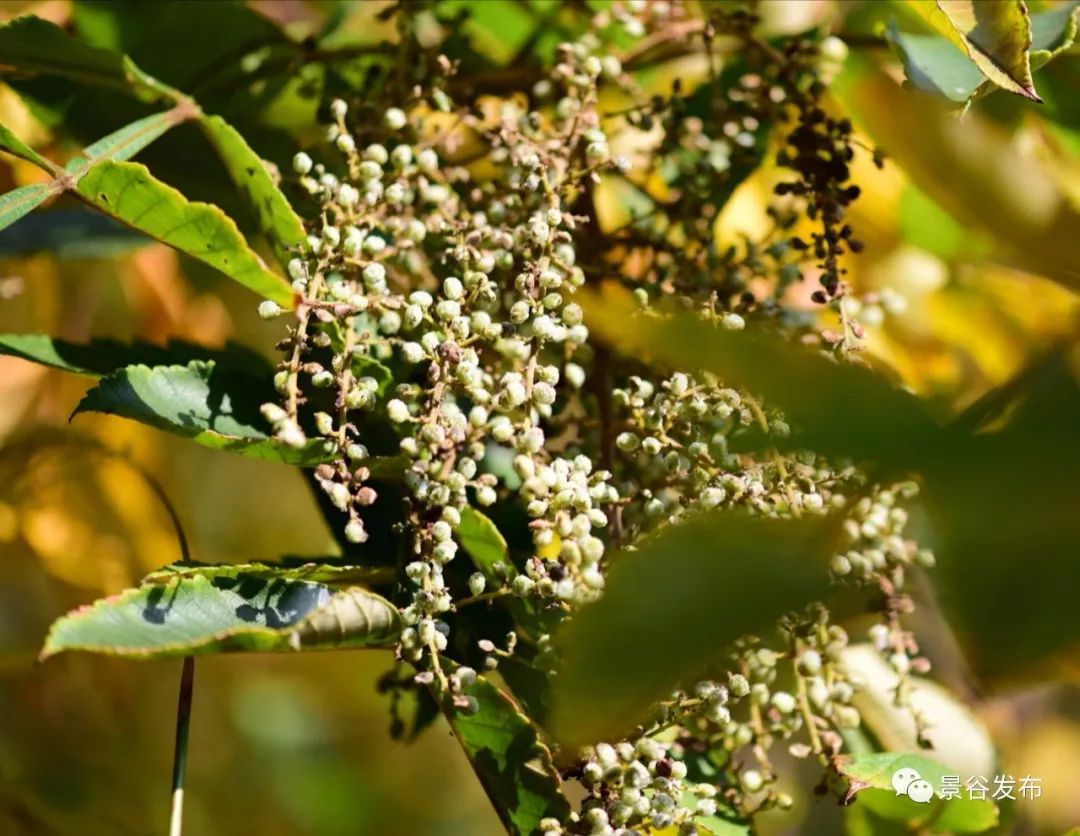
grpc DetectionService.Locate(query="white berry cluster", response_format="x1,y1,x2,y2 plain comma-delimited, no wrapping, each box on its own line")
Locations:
260,2,937,831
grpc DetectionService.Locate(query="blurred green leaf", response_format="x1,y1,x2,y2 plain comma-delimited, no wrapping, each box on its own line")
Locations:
199,115,306,269
835,61,1080,291
0,182,56,232
897,185,968,260
838,752,998,833
71,0,290,93
551,511,840,747
72,361,337,466
904,0,1038,101
0,14,181,104
0,122,59,174
75,161,294,305
580,284,939,465
0,207,150,257
442,669,570,835
42,565,401,659
0,333,270,376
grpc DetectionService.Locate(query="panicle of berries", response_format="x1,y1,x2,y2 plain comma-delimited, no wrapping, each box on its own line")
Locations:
258,2,935,830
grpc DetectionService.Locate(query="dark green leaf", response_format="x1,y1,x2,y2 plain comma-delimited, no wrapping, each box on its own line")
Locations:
551,511,840,747
442,669,570,835
199,114,306,269
838,752,998,833
72,361,337,466
42,564,401,659
0,333,270,377
74,160,294,305
0,14,180,104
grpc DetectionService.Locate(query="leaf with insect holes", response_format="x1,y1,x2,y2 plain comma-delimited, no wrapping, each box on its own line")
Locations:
42,564,401,659
74,161,294,306
198,115,306,270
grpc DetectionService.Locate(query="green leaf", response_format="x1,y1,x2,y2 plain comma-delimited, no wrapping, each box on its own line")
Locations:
457,505,510,581
0,333,270,377
838,752,999,833
551,511,840,747
72,361,337,466
142,560,394,588
0,182,57,232
580,285,938,465
885,21,986,103
442,670,570,835
64,105,198,174
0,14,181,104
74,161,294,306
0,122,59,173
198,115,306,269
42,564,401,659
905,0,1039,101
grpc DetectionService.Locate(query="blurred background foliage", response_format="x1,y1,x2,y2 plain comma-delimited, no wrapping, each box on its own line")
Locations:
0,1,1077,835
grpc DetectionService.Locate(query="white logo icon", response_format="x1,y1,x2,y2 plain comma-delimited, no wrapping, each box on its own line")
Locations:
892,767,935,804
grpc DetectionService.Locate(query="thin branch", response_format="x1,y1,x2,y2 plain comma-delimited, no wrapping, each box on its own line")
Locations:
169,656,195,836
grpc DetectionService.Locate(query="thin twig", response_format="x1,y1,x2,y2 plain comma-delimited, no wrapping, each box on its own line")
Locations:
169,656,195,836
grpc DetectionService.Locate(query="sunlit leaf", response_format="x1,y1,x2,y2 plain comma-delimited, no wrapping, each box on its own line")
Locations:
905,0,1038,101
457,505,509,582
199,115,306,269
42,565,400,659
141,560,395,588
75,161,294,306
442,668,570,835
72,361,337,466
0,122,58,173
0,182,57,232
838,751,998,833
551,511,840,747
